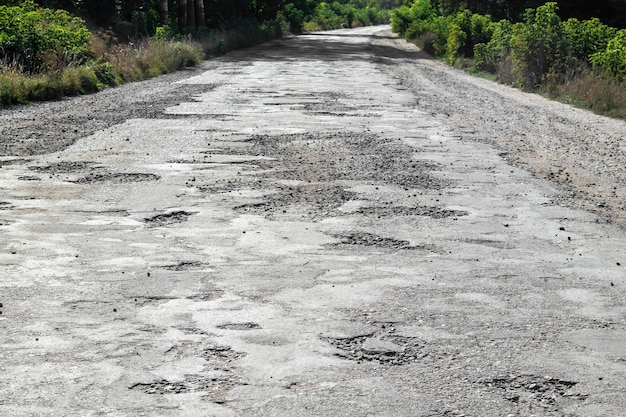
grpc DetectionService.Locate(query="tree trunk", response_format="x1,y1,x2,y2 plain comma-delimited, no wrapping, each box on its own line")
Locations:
195,0,206,27
159,0,168,25
186,0,196,28
178,0,188,32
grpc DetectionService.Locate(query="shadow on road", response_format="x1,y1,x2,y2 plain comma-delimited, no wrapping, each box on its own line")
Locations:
223,30,432,63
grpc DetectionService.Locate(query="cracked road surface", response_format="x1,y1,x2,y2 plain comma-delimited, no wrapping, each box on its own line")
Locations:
1,26,626,416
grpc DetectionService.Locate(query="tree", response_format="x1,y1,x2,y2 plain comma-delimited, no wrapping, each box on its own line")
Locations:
159,0,168,24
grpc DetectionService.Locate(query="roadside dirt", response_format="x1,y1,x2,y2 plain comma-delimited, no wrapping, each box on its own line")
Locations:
0,26,625,417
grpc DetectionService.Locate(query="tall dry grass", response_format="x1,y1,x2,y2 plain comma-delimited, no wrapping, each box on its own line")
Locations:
545,69,626,119
0,37,203,106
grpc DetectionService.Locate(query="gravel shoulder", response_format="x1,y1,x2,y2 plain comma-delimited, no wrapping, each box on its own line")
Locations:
371,31,626,226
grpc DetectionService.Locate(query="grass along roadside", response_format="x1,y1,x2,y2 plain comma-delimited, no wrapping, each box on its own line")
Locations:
463,60,626,120
0,38,203,106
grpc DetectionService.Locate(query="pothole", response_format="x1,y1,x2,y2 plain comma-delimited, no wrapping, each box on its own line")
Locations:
203,131,448,221
216,322,261,331
201,344,247,363
324,333,426,366
198,177,264,194
132,291,222,305
355,205,468,219
72,172,160,184
187,291,223,301
233,184,357,220
332,232,414,249
129,374,246,398
161,261,209,271
30,161,99,173
243,132,445,189
463,238,514,249
0,158,30,166
481,375,588,411
330,232,444,252
144,210,194,227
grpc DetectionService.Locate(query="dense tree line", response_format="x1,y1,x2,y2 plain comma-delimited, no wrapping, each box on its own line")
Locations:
0,1,401,35
402,0,626,28
2,0,624,35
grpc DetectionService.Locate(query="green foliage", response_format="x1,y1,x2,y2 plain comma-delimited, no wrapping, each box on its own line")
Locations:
564,17,617,61
473,19,512,73
282,2,307,32
154,25,176,42
0,0,90,72
303,1,391,31
390,0,435,36
508,3,568,89
591,29,626,80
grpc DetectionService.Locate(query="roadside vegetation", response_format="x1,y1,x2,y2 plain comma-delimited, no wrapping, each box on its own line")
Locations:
391,0,626,118
0,0,400,106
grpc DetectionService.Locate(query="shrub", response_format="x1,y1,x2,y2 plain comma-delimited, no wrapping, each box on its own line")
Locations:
473,19,512,73
60,65,98,95
446,21,466,64
591,29,626,80
0,0,90,73
282,3,306,32
391,0,435,37
509,3,568,90
154,25,176,43
564,17,617,62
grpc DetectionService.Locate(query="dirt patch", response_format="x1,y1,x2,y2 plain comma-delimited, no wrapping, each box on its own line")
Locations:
216,322,261,330
72,172,160,184
355,205,467,219
129,374,246,400
212,131,448,221
143,210,194,227
30,161,100,174
331,232,444,253
482,375,588,413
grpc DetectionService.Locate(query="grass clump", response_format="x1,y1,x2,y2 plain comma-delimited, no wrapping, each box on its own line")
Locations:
546,69,626,118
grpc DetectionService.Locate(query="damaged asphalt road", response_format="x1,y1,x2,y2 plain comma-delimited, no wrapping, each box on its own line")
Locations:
1,26,625,416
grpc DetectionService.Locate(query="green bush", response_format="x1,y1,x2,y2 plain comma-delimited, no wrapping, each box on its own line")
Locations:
282,3,307,32
445,10,471,63
0,0,90,73
473,19,512,73
591,29,626,80
509,3,568,89
564,17,617,62
390,0,435,36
